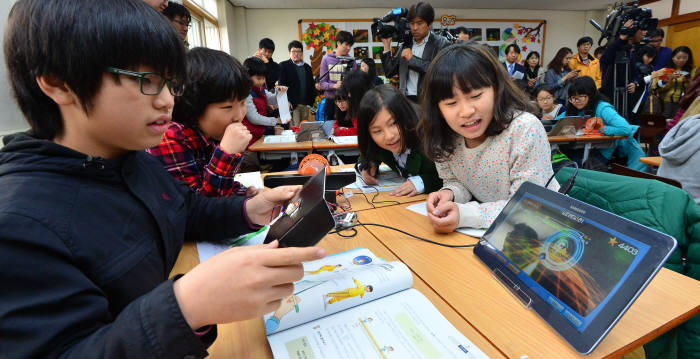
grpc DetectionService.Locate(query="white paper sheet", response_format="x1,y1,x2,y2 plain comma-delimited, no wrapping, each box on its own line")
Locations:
276,91,292,124
330,136,358,145
233,171,264,189
263,135,297,144
405,202,487,238
512,70,524,80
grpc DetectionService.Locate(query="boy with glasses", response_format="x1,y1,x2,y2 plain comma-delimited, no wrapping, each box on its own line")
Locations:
163,1,191,46
0,1,324,357
648,29,672,71
278,40,317,126
569,36,602,89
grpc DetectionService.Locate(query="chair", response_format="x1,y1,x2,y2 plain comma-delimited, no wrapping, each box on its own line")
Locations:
638,114,667,155
611,163,682,188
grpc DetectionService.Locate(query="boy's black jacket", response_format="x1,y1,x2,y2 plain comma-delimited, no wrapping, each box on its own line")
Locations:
0,132,250,358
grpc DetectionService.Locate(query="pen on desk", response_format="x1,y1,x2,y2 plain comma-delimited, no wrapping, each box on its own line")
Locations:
292,295,299,313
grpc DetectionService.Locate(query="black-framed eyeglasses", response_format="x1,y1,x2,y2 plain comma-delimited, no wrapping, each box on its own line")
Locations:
105,67,184,96
172,19,191,28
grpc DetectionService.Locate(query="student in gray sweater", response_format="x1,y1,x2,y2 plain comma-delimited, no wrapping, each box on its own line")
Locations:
658,114,700,205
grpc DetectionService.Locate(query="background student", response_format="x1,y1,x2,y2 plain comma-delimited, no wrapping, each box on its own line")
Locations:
147,48,256,197
356,85,442,197
334,87,350,131
569,36,602,89
534,84,565,123
162,1,191,46
319,30,355,123
0,0,325,357
243,57,287,134
253,37,281,92
360,57,384,86
333,69,372,136
241,56,289,171
420,43,557,233
554,76,647,171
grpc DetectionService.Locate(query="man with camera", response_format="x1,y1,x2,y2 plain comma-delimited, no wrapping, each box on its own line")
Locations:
380,2,450,103
600,18,648,122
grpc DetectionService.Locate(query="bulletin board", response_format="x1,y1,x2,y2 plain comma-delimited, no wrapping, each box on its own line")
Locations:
297,18,547,77
297,19,381,77
435,18,547,65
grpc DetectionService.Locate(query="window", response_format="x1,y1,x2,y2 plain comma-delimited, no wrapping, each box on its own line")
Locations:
184,0,220,50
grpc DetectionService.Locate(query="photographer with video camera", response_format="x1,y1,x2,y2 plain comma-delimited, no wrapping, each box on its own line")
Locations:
598,3,658,124
378,2,450,103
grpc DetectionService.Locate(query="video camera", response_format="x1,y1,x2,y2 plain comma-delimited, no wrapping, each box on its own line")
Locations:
432,28,457,43
371,8,413,46
590,1,657,46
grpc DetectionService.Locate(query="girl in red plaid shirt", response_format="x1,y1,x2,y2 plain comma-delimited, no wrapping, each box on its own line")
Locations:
148,48,258,197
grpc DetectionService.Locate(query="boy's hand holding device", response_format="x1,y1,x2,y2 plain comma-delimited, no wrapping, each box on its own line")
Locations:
220,122,252,155
246,185,302,226
172,240,325,330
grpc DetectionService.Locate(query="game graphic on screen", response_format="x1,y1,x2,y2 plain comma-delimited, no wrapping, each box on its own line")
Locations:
485,195,649,328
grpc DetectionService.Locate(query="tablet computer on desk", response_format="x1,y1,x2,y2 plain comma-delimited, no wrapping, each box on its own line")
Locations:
295,121,327,141
548,116,589,136
264,168,335,247
473,182,676,354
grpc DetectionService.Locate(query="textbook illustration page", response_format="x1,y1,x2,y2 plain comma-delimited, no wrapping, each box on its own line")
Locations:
267,288,490,359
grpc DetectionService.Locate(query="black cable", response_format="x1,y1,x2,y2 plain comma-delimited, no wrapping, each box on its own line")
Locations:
547,161,579,195
329,223,477,248
368,186,401,206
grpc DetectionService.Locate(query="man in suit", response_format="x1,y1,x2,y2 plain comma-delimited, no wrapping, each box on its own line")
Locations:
380,2,451,103
503,43,528,90
278,40,317,126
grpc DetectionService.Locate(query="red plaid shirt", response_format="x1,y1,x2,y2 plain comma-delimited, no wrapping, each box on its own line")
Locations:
146,122,246,197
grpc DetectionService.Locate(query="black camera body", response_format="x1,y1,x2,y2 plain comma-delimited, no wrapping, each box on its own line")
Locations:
593,2,657,46
371,8,413,46
432,28,457,43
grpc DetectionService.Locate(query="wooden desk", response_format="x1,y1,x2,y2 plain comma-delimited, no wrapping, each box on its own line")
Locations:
549,135,627,165
312,138,358,150
170,227,506,358
548,135,627,143
357,204,700,359
640,156,662,167
260,164,427,212
248,137,313,152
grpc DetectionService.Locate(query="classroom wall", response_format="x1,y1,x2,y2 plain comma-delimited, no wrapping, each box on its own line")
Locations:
223,5,607,67
0,0,26,137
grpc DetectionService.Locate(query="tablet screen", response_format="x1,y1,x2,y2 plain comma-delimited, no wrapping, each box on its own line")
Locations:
484,193,651,332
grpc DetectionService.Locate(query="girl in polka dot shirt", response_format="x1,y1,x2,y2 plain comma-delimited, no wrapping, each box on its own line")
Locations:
420,43,559,233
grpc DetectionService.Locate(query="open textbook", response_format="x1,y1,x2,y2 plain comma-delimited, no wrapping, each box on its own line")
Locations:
264,248,489,359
